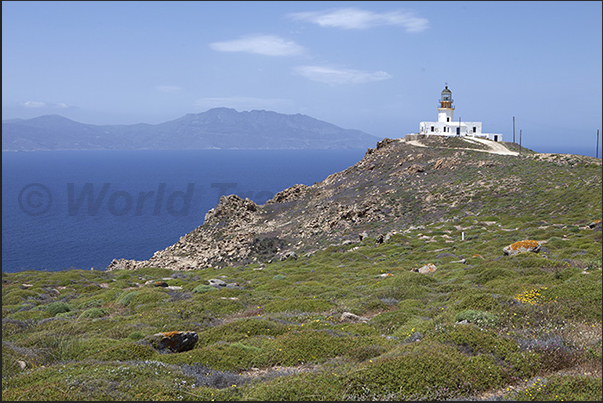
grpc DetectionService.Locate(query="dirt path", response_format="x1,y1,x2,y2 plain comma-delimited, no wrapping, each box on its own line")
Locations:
403,136,519,156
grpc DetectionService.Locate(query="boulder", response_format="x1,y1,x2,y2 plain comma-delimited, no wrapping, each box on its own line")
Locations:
208,279,227,288
151,331,198,353
277,251,297,261
588,220,602,231
412,263,437,274
341,312,368,323
503,240,541,256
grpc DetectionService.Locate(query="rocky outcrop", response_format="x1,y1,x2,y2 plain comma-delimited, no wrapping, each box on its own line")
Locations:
503,240,541,256
106,136,601,272
148,331,199,353
340,312,369,323
412,263,437,274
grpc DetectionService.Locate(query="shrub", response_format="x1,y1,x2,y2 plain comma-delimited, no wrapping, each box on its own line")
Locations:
510,375,602,401
434,324,519,360
344,341,504,400
45,301,71,316
243,371,345,401
192,284,215,294
263,297,335,314
79,308,108,319
95,342,157,361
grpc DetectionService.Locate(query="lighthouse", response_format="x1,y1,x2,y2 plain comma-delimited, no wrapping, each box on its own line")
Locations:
438,85,454,124
416,84,502,142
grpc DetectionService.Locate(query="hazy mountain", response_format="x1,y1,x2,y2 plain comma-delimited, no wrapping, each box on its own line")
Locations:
1,108,380,151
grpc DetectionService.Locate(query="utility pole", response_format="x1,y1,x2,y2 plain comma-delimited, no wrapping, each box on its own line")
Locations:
519,129,522,154
597,130,600,159
513,116,515,144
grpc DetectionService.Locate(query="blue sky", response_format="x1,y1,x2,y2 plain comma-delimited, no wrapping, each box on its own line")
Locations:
2,1,602,155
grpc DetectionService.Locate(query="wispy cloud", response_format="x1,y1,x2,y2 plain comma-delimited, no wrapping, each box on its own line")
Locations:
194,96,293,111
209,35,305,56
288,7,429,32
18,101,69,108
293,66,392,85
155,85,182,93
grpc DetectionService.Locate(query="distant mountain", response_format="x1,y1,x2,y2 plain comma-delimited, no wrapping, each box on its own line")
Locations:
1,108,381,151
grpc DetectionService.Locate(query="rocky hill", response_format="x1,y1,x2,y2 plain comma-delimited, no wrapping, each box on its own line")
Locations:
1,108,379,151
108,135,602,271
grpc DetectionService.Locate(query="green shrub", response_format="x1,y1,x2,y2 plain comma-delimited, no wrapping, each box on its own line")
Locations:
127,331,145,341
95,342,157,361
433,324,519,360
45,301,71,316
79,308,108,319
243,371,345,401
263,297,335,314
345,341,504,400
192,284,216,294
510,375,602,401
456,293,500,312
474,267,515,285
116,291,139,306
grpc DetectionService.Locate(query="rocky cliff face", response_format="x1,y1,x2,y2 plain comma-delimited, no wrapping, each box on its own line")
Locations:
107,136,602,271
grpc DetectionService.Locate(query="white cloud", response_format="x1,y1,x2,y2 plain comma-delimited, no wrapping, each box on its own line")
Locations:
194,96,293,111
19,101,69,108
155,85,182,93
288,7,429,32
209,34,305,56
21,101,47,108
293,66,392,85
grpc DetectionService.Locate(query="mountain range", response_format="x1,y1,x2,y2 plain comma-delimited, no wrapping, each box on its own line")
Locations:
1,108,380,151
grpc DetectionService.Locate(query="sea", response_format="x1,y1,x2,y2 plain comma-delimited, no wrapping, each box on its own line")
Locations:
1,149,367,273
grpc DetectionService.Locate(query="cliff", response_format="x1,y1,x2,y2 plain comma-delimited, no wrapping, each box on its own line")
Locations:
107,135,602,271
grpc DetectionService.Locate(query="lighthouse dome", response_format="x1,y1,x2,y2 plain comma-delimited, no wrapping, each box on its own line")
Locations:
441,85,452,94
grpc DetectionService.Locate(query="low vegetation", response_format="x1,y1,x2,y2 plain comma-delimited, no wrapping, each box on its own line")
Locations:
3,140,601,400
3,215,601,400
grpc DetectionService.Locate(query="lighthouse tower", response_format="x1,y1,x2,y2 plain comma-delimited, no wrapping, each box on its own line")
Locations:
437,85,454,123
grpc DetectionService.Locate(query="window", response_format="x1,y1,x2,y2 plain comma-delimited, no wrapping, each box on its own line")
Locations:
431,126,434,132
447,117,450,122
456,127,460,134
473,126,476,133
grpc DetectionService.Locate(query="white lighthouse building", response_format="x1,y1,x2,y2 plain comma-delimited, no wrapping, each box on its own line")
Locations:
417,85,502,142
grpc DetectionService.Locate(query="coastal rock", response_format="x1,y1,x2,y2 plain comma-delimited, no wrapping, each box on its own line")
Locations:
503,240,541,256
204,194,258,225
267,184,308,204
104,137,593,273
107,258,145,271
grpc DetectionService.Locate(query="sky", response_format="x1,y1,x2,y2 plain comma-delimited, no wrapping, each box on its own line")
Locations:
2,1,602,156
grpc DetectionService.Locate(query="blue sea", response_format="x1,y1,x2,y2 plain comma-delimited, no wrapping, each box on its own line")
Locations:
2,149,367,273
